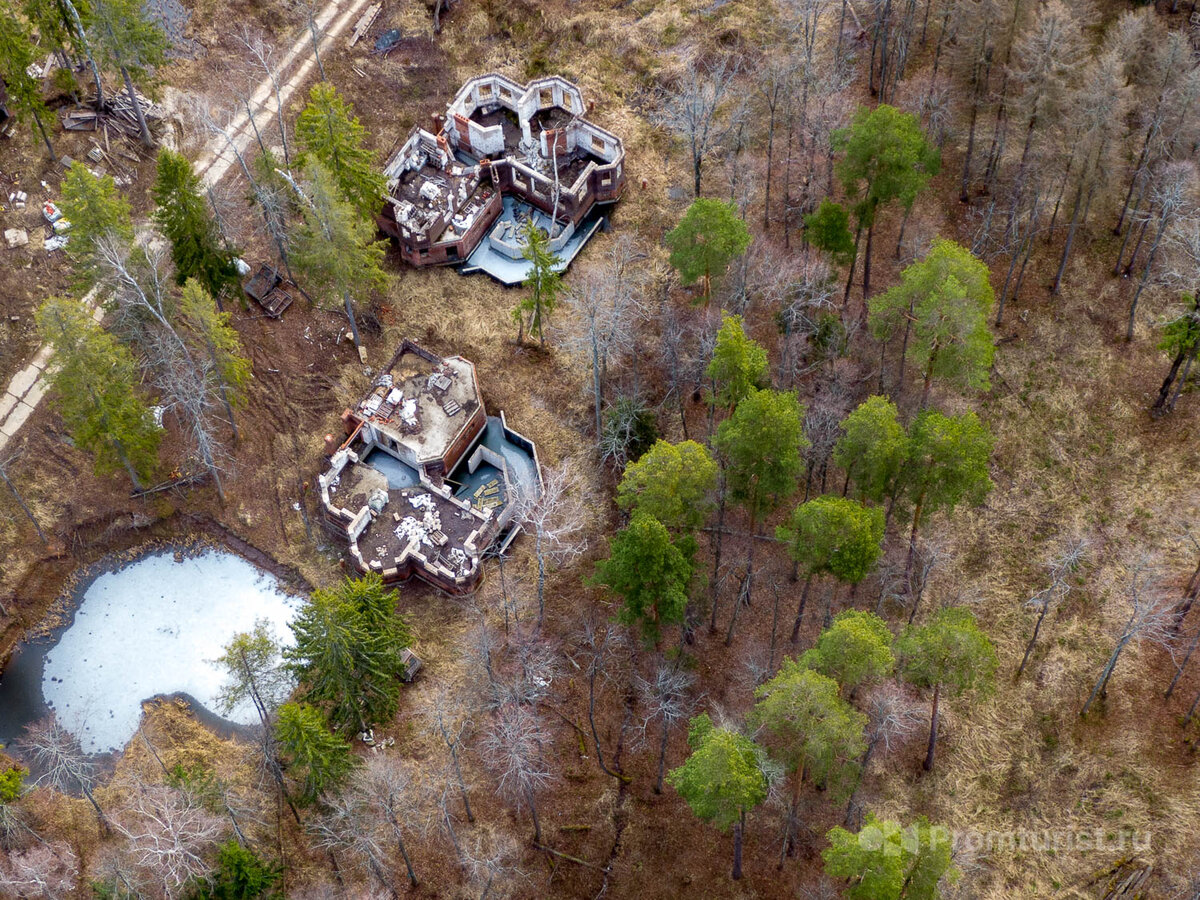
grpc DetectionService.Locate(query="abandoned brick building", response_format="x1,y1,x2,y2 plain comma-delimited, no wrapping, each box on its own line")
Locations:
378,74,626,283
318,341,542,594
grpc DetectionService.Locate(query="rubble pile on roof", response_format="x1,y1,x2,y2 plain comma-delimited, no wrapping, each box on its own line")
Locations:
318,341,543,594
377,74,626,281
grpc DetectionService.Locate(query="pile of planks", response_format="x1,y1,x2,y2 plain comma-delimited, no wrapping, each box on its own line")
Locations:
348,3,382,47
61,88,162,146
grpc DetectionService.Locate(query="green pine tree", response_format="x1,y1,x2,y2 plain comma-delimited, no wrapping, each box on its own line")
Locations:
803,199,855,267
616,439,718,533
715,387,807,645
295,82,385,218
36,296,161,489
823,813,957,900
153,149,240,301
869,238,994,406
592,511,692,647
666,713,768,880
801,610,895,694
900,410,994,587
833,396,909,505
665,198,751,302
706,314,768,413
833,105,940,299
751,661,866,860
895,607,996,771
778,495,885,640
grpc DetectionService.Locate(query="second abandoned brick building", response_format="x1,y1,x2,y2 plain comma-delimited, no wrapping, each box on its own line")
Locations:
378,74,626,283
318,341,542,594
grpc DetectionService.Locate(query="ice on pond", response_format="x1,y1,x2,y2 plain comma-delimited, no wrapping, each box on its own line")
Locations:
41,549,299,754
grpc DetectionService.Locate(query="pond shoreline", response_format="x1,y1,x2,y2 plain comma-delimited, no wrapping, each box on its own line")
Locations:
1,540,302,755
2,511,312,671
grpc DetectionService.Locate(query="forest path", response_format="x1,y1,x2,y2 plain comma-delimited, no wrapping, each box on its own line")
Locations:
0,0,373,455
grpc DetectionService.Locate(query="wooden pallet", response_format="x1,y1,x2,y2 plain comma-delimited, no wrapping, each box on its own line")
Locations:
348,3,382,47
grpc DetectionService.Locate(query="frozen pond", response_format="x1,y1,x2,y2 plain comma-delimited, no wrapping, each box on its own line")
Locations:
0,548,298,755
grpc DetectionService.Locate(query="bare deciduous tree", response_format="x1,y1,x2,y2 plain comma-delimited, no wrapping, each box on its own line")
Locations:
1049,48,1129,296
1152,217,1200,414
94,235,231,498
423,686,475,827
353,754,421,889
1081,562,1176,716
1124,162,1196,342
113,784,224,896
654,55,744,198
464,833,523,900
635,664,697,794
0,841,78,900
1018,536,1089,678
558,237,646,439
309,788,397,898
0,450,46,549
481,703,555,845
844,683,924,825
514,461,588,628
581,621,632,782
20,715,107,828
234,26,291,166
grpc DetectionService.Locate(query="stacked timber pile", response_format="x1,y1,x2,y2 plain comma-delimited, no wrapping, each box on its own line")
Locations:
61,89,163,146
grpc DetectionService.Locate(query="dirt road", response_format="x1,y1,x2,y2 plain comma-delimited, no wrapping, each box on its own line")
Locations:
0,0,374,455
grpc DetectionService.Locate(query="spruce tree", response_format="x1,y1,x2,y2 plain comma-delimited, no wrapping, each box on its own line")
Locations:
289,160,388,356
59,165,134,284
153,150,240,301
285,574,412,734
86,0,168,147
36,296,160,489
274,702,358,805
515,219,562,347
296,82,385,218
177,279,251,440
0,10,56,160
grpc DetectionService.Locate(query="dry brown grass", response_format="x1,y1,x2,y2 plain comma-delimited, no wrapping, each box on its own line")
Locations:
4,0,1200,896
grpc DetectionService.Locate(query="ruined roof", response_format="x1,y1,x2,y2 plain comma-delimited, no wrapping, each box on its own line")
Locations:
320,340,544,595
355,342,481,470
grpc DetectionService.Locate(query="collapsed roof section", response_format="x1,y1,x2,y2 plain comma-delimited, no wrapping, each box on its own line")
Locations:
378,74,625,282
318,341,542,595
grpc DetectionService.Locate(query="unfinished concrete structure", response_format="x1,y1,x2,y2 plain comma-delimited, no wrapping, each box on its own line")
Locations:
378,74,625,283
318,341,542,594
